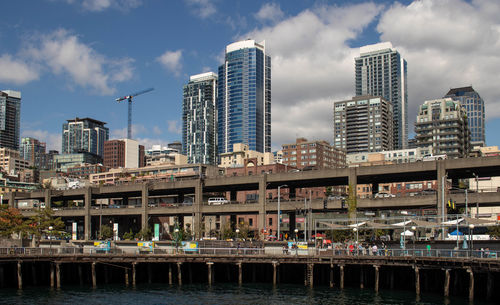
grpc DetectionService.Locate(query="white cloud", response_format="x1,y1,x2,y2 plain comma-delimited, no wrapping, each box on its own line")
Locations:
242,3,383,146
110,124,147,139
377,0,500,126
167,120,182,135
185,0,216,19
21,130,62,151
0,54,39,85
255,3,284,24
27,29,133,95
156,50,183,76
153,126,163,135
58,0,143,12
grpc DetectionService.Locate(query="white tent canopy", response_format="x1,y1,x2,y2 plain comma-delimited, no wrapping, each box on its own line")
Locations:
348,222,366,228
441,218,464,225
392,220,412,227
400,230,414,236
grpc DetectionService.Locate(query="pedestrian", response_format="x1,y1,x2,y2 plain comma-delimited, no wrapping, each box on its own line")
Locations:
372,244,378,256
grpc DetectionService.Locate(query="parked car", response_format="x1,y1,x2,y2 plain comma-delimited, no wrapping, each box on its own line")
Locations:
374,193,395,198
327,195,345,200
208,197,229,205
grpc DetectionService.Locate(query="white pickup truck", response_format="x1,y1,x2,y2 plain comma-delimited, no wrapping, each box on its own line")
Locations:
421,154,447,161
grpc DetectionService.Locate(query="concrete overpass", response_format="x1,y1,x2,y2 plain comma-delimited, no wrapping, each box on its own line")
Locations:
8,156,500,240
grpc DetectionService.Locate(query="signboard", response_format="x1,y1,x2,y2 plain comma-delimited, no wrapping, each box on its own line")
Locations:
94,241,111,252
153,223,160,241
181,241,198,252
72,222,77,240
137,241,155,252
113,223,119,241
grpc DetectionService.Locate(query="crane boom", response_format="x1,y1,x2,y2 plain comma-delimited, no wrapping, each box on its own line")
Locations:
114,87,154,139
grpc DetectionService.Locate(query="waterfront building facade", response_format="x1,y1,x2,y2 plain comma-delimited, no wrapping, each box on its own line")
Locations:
103,139,144,169
0,90,21,151
355,42,408,149
0,147,31,175
182,72,218,165
145,144,187,167
62,117,109,157
415,98,470,158
281,138,346,169
217,40,271,154
334,96,393,154
444,86,485,147
219,143,275,168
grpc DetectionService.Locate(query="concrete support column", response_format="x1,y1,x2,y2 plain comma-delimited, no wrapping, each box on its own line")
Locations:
359,266,364,289
84,187,92,241
50,263,54,288
340,265,344,289
437,162,448,240
44,189,52,209
194,179,203,239
467,268,474,301
348,168,357,220
444,269,450,297
17,261,22,290
237,263,242,285
92,262,96,288
168,263,172,285
141,183,149,230
207,262,213,286
132,263,137,287
414,266,420,296
487,272,493,300
374,265,380,293
55,263,61,289
258,175,268,238
78,264,83,286
272,262,278,286
177,262,182,285
7,192,15,208
329,264,334,288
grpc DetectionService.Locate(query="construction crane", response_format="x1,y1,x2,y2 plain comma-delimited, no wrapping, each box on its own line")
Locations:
115,87,154,139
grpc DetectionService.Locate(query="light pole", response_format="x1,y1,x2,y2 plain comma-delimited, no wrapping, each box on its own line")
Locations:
48,226,53,251
294,228,299,256
235,228,240,241
473,173,479,218
99,202,103,240
441,174,447,240
353,227,358,254
174,228,180,254
469,224,474,257
411,226,416,254
277,184,287,241
209,218,212,239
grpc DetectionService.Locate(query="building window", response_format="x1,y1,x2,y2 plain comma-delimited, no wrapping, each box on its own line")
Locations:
268,218,273,226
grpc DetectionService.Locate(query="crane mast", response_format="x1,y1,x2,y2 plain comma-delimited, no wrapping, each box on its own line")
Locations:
115,87,154,139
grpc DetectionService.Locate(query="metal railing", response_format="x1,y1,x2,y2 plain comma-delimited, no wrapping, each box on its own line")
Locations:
0,246,497,259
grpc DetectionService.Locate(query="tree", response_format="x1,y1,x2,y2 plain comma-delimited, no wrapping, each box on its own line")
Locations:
25,208,65,244
488,226,500,239
236,220,250,240
326,229,351,242
0,206,24,237
221,222,235,240
135,227,152,241
122,229,135,240
347,184,357,220
100,225,113,239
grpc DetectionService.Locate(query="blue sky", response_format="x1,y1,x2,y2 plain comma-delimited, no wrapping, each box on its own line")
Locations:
1,0,500,151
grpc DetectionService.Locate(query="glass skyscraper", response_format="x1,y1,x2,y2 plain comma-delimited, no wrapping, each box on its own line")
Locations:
21,137,47,169
182,72,218,165
217,39,271,154
62,117,109,157
355,42,408,149
444,86,485,147
0,90,21,151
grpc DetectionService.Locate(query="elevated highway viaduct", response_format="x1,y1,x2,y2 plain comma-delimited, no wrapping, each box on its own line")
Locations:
8,156,500,239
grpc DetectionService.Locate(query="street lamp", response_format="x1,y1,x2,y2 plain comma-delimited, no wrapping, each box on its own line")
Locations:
174,228,180,254
277,184,287,241
472,173,479,218
48,226,53,252
468,224,474,257
235,228,240,241
353,227,358,249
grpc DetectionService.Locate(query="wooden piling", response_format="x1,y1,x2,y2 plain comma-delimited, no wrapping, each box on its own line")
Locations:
177,262,182,285
132,263,136,287
56,263,61,289
92,262,96,288
17,261,22,290
444,269,450,297
168,263,172,285
414,266,420,296
467,268,474,301
374,265,379,293
237,263,242,285
50,263,54,288
207,262,213,285
329,264,334,288
340,265,344,289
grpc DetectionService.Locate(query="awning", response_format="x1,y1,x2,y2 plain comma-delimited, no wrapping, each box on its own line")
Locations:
441,218,464,225
400,230,414,236
348,222,366,228
365,221,388,229
464,217,497,226
318,222,346,229
392,220,412,227
411,219,439,228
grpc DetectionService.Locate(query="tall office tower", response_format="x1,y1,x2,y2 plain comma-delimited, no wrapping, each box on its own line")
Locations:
355,42,408,149
62,117,109,157
415,98,470,158
20,137,46,169
333,96,393,154
444,86,485,147
217,39,271,154
0,90,21,150
182,72,218,165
